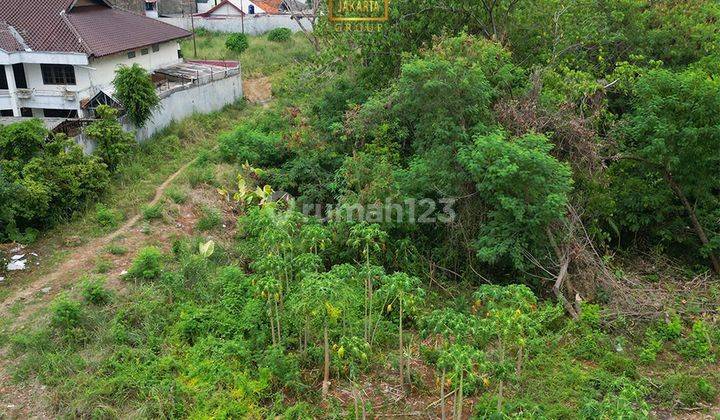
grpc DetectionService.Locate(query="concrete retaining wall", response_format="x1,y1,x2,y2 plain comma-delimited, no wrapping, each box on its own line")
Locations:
158,15,311,35
126,71,243,141
75,70,243,152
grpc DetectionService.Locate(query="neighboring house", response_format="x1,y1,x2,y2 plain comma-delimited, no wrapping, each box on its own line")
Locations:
0,0,191,118
197,0,297,16
111,0,199,16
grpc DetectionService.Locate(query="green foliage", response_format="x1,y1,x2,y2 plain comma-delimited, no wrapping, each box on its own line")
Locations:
218,124,283,166
267,28,292,42
95,203,123,229
142,203,164,220
196,206,222,231
50,294,83,330
127,246,164,280
677,320,714,361
165,186,189,204
458,130,573,269
0,123,110,240
225,33,249,55
80,276,112,305
113,64,160,128
614,68,720,265
85,105,137,171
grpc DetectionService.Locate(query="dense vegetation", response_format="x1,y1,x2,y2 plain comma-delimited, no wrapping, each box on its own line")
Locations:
3,3,720,418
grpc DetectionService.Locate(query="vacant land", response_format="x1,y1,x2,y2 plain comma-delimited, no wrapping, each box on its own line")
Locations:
3,7,720,419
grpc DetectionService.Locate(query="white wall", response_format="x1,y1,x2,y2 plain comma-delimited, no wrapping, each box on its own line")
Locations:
126,70,243,141
10,40,182,114
83,40,183,94
159,15,310,35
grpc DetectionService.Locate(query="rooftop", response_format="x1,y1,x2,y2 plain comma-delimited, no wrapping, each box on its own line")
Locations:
0,0,191,57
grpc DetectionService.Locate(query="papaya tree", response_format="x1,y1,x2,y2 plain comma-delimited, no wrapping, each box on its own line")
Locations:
376,272,425,392
347,222,388,342
291,269,360,397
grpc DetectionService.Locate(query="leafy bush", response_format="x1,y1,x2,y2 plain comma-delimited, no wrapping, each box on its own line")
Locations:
127,246,164,280
95,203,123,229
218,124,283,166
81,277,112,305
142,203,164,220
0,121,110,240
50,294,83,330
165,186,189,204
677,320,714,360
267,28,292,42
225,33,249,55
85,105,137,171
113,64,160,127
196,207,222,231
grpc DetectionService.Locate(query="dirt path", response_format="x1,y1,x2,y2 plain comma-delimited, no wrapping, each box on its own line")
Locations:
0,158,195,320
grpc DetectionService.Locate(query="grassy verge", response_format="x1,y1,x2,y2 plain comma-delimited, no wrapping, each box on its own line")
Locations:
181,31,314,77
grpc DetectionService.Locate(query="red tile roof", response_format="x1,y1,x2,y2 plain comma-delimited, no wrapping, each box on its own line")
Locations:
66,6,191,57
0,0,191,57
0,23,24,52
254,0,281,14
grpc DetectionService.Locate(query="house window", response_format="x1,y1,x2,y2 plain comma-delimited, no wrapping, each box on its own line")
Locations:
128,51,136,59
43,108,78,118
141,48,149,55
0,110,13,117
152,44,160,53
41,64,76,85
145,1,155,11
248,4,255,13
0,66,7,90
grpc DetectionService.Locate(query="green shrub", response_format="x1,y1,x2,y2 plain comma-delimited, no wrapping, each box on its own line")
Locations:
127,246,164,280
657,374,719,408
106,243,128,255
166,186,189,204
225,33,249,55
267,28,292,42
95,203,123,229
142,203,164,220
196,207,222,231
113,64,160,127
186,165,215,187
677,320,714,360
0,127,110,241
95,257,113,274
50,294,83,330
85,105,137,171
218,124,283,166
81,277,112,305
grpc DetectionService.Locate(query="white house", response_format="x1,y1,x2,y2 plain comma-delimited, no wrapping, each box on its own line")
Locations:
0,0,192,118
197,0,286,16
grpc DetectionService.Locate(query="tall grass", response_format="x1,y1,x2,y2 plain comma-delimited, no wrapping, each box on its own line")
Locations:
181,31,314,77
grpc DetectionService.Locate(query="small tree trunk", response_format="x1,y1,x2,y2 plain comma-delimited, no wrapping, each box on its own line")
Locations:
274,298,282,344
455,373,464,420
268,304,276,346
516,346,523,376
440,368,447,420
352,384,360,420
399,299,405,392
322,323,331,397
664,170,720,273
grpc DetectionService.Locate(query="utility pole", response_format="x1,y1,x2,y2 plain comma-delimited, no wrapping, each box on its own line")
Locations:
240,0,245,33
190,12,197,57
